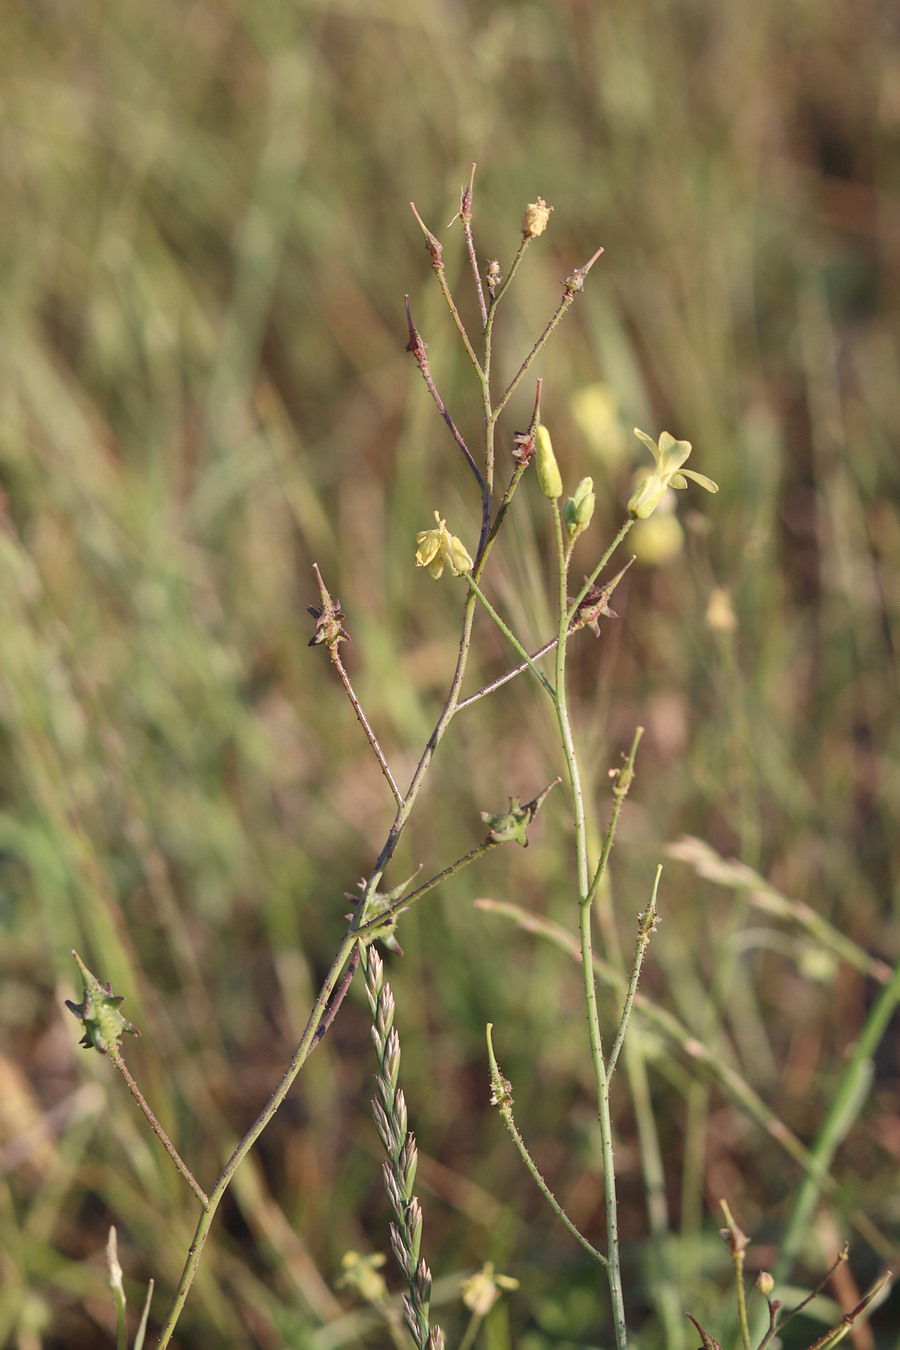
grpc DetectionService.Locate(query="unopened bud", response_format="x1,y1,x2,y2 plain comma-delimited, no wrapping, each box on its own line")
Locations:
535,425,563,499
522,197,553,239
757,1272,774,1297
563,476,595,537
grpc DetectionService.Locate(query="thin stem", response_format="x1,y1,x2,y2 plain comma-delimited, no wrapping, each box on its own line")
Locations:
488,459,530,547
135,1278,154,1350
720,1201,752,1350
410,203,483,377
465,573,556,699
154,928,359,1347
488,235,529,313
550,497,628,1350
567,517,636,628
476,375,540,563
109,1051,209,1209
404,296,483,490
495,246,603,420
588,727,645,907
478,235,531,524
313,948,360,1047
459,164,488,329
328,644,403,805
607,867,661,1079
457,1309,485,1350
355,839,499,939
486,1026,606,1266
476,896,894,1259
495,297,571,420
352,584,480,928
456,635,559,712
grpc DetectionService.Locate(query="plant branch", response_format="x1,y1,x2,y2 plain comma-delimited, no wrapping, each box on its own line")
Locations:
155,927,360,1346
109,1050,208,1209
486,1025,606,1266
567,517,635,627
495,246,603,419
311,572,403,805
458,165,488,329
410,202,483,377
405,295,484,490
475,897,894,1259
607,867,661,1079
456,636,559,712
549,496,627,1350
588,726,644,907
465,573,556,699
356,839,500,940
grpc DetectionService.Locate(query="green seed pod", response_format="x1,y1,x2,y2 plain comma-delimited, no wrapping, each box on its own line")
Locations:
535,425,563,499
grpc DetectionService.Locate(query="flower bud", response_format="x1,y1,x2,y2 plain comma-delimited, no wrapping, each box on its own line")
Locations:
535,425,563,499
563,476,595,537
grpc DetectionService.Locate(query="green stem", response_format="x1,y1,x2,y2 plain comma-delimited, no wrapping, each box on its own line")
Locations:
495,245,603,421
607,867,660,1079
465,574,556,699
329,643,403,805
477,897,894,1259
355,838,500,939
154,928,358,1346
588,727,644,908
456,635,559,712
566,518,636,628
550,499,628,1350
486,1026,605,1265
109,1052,208,1209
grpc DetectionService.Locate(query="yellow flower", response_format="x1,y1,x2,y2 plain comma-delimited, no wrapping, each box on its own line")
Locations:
415,511,474,580
628,428,718,519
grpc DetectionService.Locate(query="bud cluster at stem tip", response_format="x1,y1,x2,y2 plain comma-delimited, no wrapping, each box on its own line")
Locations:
563,476,595,539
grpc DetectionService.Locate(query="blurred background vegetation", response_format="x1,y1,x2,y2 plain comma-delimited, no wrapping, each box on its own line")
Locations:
2,0,899,1345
